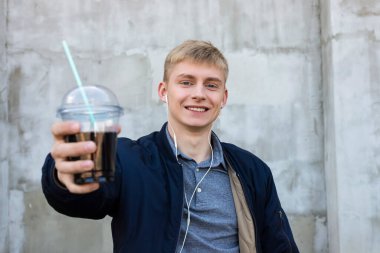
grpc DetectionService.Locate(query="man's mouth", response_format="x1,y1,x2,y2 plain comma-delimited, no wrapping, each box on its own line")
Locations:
186,106,208,112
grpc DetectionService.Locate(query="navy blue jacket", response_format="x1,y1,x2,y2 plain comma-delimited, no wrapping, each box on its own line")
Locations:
42,123,299,253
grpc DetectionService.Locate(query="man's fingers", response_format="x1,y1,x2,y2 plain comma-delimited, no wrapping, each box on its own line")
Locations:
50,121,102,195
51,121,81,139
56,160,94,174
57,172,100,194
51,141,96,159
67,183,100,194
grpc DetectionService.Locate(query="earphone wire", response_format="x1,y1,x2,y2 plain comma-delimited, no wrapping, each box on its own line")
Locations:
178,129,214,253
165,95,179,160
164,94,214,253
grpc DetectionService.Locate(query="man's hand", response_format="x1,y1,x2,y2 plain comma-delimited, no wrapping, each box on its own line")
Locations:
50,121,100,194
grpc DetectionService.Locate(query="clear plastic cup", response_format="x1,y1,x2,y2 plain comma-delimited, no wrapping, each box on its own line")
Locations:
57,85,123,184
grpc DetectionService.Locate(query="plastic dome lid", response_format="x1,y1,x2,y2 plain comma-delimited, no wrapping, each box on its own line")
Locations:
57,85,124,118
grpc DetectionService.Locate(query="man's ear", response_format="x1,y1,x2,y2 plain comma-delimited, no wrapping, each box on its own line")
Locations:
222,88,228,108
158,82,167,103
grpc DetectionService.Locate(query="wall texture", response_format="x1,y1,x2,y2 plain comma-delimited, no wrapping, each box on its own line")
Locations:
1,0,9,252
321,0,380,252
0,0,377,252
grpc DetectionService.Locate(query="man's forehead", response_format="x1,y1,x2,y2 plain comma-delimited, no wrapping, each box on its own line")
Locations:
168,60,226,82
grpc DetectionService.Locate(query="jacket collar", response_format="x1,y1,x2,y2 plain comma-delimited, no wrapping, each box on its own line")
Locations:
155,122,180,164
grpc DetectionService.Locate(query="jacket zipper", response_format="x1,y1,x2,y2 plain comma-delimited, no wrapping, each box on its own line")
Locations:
235,172,261,253
279,210,293,253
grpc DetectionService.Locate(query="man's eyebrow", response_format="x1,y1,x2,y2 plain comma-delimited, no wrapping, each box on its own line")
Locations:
205,77,223,83
176,74,196,79
176,74,223,82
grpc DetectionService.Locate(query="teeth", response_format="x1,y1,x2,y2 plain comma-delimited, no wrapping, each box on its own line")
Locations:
188,107,206,112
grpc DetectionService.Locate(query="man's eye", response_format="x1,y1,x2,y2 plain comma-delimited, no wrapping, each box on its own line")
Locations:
180,81,192,86
206,83,218,89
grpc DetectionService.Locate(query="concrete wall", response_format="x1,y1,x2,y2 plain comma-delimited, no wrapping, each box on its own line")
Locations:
321,0,380,252
1,0,9,252
0,0,376,252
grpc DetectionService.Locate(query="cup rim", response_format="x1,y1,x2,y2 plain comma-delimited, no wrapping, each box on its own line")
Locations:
57,104,124,118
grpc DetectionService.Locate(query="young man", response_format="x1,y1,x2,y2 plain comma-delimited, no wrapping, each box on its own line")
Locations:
42,40,299,253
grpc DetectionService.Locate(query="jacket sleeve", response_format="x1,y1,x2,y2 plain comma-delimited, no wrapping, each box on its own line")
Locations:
261,168,299,253
41,153,120,219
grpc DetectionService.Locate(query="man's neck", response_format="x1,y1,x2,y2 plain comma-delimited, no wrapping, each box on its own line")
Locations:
167,122,213,164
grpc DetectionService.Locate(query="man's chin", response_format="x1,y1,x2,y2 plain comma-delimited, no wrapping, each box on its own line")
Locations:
182,121,214,132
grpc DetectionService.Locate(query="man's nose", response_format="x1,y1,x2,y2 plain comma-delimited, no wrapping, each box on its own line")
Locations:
192,84,206,99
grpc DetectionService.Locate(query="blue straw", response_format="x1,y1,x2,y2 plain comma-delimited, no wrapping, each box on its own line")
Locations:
62,40,96,126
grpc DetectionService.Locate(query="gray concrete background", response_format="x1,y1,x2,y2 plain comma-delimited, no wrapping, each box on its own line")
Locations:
321,0,380,252
0,0,378,252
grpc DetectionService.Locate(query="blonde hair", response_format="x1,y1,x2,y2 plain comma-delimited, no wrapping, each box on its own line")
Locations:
163,40,228,82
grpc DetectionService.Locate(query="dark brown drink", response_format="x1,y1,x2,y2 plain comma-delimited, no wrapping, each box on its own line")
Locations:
65,132,117,184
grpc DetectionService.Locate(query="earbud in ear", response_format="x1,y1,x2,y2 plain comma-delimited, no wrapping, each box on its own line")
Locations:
164,95,168,103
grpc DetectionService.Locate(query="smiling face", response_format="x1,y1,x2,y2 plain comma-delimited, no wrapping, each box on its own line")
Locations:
158,60,228,133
